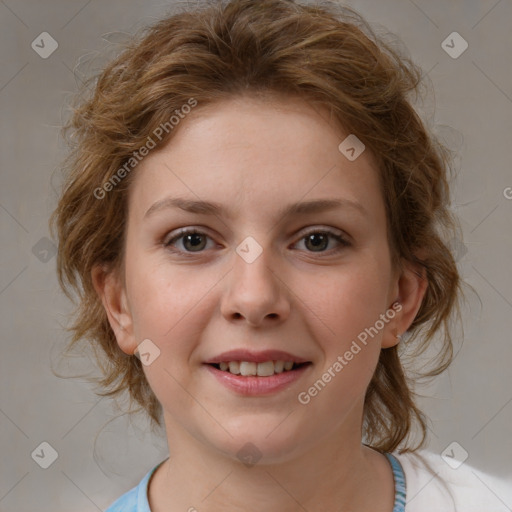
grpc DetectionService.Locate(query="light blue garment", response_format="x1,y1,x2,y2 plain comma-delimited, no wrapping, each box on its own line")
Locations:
104,459,166,512
386,453,407,512
105,453,406,511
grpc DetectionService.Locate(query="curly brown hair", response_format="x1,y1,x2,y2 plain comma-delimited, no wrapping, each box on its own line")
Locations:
50,0,464,453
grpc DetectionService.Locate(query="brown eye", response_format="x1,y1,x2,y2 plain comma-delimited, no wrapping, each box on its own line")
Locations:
304,232,329,252
164,229,212,253
296,229,351,254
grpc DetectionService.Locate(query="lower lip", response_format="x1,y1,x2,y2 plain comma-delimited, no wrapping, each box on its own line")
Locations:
204,364,312,396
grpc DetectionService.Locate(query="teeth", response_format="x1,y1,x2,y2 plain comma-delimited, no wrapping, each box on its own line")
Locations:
216,360,301,376
274,360,284,373
228,361,240,374
240,361,257,376
256,361,274,377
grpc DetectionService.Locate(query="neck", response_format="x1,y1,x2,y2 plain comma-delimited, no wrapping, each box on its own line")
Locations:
148,416,395,512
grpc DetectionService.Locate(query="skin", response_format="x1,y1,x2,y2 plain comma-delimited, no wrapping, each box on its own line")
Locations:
93,94,427,511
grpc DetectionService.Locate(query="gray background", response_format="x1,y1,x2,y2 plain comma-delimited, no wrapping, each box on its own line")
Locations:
1,0,511,510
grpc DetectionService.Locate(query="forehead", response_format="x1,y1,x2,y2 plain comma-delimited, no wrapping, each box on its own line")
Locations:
128,95,384,224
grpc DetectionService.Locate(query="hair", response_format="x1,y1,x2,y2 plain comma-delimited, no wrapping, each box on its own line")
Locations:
50,0,464,453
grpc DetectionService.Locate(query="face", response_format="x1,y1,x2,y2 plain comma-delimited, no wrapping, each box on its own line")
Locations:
101,95,411,464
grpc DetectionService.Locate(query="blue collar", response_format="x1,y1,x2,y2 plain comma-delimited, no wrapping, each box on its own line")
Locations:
384,452,407,512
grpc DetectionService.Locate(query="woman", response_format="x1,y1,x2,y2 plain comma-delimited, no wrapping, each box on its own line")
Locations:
50,0,511,510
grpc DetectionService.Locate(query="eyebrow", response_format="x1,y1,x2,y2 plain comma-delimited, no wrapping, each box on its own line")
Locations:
143,196,368,220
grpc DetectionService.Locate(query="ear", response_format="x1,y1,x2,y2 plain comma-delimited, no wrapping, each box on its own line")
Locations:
91,264,137,355
381,257,428,349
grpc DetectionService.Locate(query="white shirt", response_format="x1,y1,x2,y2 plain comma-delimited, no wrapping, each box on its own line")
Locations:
393,449,512,511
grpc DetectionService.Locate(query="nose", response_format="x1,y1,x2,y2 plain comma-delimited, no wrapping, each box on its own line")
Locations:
220,244,291,327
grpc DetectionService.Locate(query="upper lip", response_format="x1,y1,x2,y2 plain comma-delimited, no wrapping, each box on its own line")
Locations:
204,349,311,364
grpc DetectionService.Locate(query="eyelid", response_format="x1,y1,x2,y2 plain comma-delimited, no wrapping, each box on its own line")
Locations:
299,226,350,242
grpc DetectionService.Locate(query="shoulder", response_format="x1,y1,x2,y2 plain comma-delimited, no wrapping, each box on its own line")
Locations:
391,449,512,512
104,485,139,512
104,460,166,512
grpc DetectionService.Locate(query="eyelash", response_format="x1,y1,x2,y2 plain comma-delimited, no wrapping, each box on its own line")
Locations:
163,228,351,257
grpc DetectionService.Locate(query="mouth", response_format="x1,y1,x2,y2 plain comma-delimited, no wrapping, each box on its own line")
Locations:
203,359,313,395
206,360,312,377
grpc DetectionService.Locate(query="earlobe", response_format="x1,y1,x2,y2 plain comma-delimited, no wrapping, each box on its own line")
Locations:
91,265,137,355
382,259,428,349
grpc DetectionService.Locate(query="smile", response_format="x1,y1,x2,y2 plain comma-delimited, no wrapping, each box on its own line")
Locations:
210,360,310,376
204,361,313,396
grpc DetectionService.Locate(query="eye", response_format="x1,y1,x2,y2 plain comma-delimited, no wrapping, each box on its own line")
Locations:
163,229,214,254
163,227,351,256
293,229,351,254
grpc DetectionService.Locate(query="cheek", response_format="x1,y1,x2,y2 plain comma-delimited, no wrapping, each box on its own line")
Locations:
125,252,192,335
296,264,390,407
125,259,213,408
125,253,220,368
295,271,388,418
301,264,391,343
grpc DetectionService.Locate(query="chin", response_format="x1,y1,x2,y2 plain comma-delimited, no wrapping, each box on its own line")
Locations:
210,419,308,466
